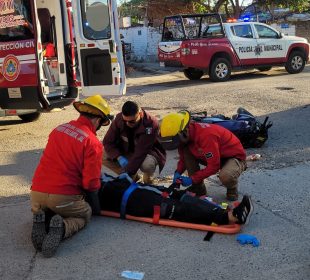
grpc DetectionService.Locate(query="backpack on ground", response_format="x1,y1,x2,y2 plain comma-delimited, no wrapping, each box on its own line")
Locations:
191,108,273,148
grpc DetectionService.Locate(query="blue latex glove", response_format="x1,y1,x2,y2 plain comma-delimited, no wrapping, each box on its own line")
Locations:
179,176,193,187
173,172,182,183
117,156,128,168
236,234,260,247
118,172,133,183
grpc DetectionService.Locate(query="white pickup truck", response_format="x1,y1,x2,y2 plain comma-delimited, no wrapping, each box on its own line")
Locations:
158,14,310,82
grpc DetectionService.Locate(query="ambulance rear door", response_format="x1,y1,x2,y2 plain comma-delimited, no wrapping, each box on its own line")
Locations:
72,0,126,97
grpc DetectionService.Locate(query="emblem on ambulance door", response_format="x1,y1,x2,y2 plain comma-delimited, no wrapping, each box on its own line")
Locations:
3,55,21,81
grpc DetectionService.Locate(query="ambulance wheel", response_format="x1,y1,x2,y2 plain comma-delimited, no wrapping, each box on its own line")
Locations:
285,51,306,74
256,66,272,72
184,68,204,80
209,57,231,82
18,112,41,122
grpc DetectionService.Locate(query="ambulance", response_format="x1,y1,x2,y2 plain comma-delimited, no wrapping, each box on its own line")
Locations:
0,0,126,122
158,13,310,82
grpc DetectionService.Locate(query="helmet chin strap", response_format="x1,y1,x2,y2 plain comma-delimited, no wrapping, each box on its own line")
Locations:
96,117,105,131
178,128,189,143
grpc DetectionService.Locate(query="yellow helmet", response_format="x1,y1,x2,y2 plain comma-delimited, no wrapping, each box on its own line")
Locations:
159,111,190,150
160,111,190,137
73,95,113,125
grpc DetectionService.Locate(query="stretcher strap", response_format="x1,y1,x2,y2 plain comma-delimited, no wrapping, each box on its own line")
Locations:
204,231,215,241
120,182,138,219
161,192,169,198
152,206,160,224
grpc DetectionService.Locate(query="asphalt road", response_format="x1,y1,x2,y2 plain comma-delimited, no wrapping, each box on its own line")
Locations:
0,65,309,280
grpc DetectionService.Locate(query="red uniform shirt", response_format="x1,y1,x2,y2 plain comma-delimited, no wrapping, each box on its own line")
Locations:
177,122,246,184
32,116,103,195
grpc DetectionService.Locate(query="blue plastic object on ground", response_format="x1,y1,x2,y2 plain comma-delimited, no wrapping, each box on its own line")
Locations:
121,270,144,280
236,234,260,247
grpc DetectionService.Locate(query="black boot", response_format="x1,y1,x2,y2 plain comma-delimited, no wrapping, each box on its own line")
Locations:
31,210,47,251
232,195,254,225
42,215,65,258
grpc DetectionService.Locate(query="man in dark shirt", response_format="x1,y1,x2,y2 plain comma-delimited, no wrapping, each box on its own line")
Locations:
102,101,166,184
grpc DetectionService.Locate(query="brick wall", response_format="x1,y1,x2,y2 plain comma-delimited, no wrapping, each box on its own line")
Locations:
295,22,310,42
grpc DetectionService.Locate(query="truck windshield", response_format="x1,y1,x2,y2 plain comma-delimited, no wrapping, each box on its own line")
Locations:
0,0,34,42
81,0,111,40
162,14,224,41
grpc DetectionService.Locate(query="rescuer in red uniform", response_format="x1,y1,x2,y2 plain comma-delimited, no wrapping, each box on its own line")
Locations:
30,95,113,258
159,111,247,201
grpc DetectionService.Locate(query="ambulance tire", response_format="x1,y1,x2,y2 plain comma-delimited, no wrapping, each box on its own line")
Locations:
256,66,272,72
285,51,306,74
184,68,204,80
18,112,41,122
209,57,231,82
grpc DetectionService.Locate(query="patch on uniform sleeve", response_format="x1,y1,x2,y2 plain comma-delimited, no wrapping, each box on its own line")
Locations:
205,152,213,159
145,127,153,135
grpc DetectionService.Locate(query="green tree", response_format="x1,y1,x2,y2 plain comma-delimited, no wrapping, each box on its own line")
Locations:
118,0,310,24
255,0,310,12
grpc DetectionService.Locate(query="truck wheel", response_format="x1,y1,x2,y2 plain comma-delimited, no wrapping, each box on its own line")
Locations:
18,112,41,122
184,68,204,80
256,66,272,72
209,57,231,82
285,51,306,74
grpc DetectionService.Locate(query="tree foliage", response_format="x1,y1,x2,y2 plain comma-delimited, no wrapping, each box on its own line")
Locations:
118,0,310,25
255,0,310,12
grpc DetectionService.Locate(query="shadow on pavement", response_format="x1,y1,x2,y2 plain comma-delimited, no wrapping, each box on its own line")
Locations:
0,148,43,183
0,119,25,127
126,69,297,95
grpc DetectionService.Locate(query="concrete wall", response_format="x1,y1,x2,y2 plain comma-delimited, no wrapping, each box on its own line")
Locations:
120,27,161,62
271,23,296,36
271,22,310,42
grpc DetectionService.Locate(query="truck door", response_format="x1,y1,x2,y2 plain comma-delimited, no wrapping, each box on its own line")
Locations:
253,23,287,64
227,23,258,66
72,0,126,97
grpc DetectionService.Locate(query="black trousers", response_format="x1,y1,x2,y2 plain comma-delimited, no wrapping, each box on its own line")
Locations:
99,178,229,226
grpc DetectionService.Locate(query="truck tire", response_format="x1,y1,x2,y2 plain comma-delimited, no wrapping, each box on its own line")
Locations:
285,51,306,74
256,66,272,72
184,68,204,80
18,112,41,122
209,57,231,82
